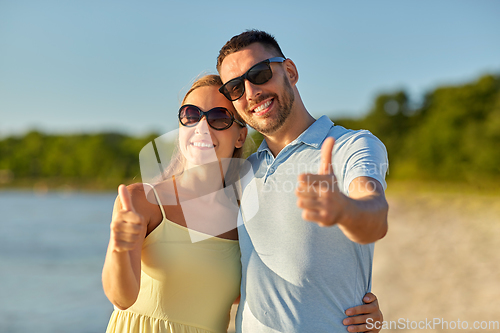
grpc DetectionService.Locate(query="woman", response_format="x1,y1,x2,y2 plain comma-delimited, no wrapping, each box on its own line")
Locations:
102,75,383,333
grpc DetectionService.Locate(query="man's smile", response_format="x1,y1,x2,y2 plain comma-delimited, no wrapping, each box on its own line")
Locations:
251,98,274,117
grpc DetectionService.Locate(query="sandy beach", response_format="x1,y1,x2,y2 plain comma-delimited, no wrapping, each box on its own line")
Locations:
371,187,500,332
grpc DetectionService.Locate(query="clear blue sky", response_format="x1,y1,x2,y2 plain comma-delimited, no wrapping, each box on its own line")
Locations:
1,0,499,137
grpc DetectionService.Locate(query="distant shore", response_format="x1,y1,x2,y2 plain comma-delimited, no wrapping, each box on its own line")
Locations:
0,178,139,192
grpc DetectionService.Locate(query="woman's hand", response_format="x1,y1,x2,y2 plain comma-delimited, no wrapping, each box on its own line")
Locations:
110,185,146,252
102,184,148,310
343,292,383,332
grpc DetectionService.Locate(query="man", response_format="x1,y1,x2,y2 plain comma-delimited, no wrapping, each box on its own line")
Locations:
217,30,389,332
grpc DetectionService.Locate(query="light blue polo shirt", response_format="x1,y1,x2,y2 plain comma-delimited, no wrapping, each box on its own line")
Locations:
236,115,388,332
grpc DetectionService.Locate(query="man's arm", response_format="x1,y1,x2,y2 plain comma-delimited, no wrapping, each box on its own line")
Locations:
338,176,388,244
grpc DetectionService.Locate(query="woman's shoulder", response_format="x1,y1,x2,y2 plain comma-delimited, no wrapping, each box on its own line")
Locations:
131,180,178,207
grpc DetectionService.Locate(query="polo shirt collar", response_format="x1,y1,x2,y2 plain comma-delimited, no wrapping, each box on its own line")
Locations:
256,115,334,156
294,115,333,148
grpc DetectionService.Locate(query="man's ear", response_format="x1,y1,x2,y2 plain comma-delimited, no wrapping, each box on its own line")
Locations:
235,126,248,149
283,58,299,86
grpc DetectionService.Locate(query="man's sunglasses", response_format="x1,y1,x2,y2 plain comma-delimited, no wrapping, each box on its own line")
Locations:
178,104,245,131
219,57,286,101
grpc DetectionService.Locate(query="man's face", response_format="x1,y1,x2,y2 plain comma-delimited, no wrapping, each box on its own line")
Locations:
219,43,295,135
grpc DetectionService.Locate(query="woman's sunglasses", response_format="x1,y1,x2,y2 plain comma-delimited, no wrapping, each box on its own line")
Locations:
219,57,286,101
178,104,245,131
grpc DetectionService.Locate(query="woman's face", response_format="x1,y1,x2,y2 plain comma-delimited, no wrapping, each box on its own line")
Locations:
178,86,247,167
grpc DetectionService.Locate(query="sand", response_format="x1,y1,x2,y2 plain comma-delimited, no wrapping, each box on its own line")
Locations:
371,189,500,332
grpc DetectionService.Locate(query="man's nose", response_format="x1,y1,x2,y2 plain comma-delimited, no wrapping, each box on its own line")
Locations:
244,79,262,101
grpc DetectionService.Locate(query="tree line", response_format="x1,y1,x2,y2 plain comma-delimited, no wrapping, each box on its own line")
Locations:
1,73,498,189
333,74,500,184
0,132,158,189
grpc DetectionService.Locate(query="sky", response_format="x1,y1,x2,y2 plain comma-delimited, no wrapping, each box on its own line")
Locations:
1,0,499,137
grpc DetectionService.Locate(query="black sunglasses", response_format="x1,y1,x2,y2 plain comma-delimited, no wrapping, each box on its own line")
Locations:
178,104,245,131
219,57,286,101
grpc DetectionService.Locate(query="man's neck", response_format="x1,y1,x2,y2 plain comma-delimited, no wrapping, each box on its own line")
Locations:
264,107,315,157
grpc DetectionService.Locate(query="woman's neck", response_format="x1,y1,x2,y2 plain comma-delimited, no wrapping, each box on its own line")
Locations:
176,160,229,199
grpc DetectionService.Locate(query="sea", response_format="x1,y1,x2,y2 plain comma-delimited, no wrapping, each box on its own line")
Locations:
0,190,116,333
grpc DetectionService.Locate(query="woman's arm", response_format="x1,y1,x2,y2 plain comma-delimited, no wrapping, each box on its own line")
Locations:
343,292,383,333
102,184,148,310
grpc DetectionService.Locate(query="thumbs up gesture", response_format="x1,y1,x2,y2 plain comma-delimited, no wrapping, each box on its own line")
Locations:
110,185,146,252
295,137,348,227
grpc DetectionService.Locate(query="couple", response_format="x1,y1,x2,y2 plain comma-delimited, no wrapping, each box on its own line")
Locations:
102,30,389,333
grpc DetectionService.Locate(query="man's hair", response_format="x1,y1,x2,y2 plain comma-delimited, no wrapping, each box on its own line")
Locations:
216,30,285,72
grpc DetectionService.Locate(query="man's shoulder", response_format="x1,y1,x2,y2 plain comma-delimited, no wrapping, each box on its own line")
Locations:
328,125,385,150
329,124,372,140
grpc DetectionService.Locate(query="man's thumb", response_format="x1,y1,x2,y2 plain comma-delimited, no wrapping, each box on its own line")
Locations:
318,137,335,175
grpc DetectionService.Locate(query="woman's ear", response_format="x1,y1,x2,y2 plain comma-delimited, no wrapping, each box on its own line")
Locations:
284,58,299,86
235,126,248,149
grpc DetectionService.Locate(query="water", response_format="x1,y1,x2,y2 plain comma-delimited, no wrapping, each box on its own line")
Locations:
0,190,116,333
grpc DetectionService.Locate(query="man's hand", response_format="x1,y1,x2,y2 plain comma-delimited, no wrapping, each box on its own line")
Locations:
110,185,146,252
343,292,383,333
296,137,388,243
295,137,349,227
